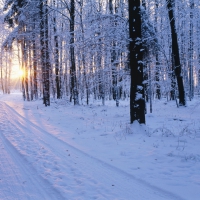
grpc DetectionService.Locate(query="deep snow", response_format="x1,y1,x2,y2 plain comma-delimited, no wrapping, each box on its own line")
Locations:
0,93,200,200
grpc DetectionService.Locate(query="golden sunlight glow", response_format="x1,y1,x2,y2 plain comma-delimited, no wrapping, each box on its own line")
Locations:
18,69,24,78
11,65,24,80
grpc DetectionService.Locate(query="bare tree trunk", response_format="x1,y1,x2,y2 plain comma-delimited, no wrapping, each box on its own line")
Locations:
109,0,120,106
189,0,194,100
197,14,200,95
166,0,186,106
20,45,26,100
149,63,152,113
40,0,50,106
129,0,145,124
33,19,38,100
7,53,11,94
70,0,79,105
53,0,61,99
28,42,34,101
79,0,89,104
155,0,160,99
0,51,4,93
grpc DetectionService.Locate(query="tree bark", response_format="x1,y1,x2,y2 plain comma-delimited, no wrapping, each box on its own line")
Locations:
32,19,38,100
53,0,61,99
70,0,79,105
129,0,146,124
155,0,161,99
40,0,50,106
189,0,194,100
167,0,186,106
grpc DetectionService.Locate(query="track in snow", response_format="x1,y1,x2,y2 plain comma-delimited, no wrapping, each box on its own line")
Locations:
0,132,63,200
0,102,186,200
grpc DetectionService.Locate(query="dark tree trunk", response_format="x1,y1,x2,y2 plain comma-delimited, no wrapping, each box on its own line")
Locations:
97,37,105,105
155,0,161,99
21,48,25,100
197,18,200,95
70,0,79,105
109,0,119,106
0,53,4,93
189,0,194,100
32,21,38,100
167,0,186,106
53,0,61,99
155,55,161,99
28,42,34,101
170,55,176,100
79,0,89,104
40,0,50,106
129,0,145,124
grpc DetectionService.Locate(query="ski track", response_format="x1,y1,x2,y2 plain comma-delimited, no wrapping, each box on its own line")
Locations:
0,101,186,200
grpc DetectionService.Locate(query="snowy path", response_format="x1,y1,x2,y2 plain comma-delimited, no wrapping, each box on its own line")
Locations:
0,129,63,200
0,101,185,200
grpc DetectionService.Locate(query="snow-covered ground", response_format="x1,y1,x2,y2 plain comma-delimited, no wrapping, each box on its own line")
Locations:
0,93,199,200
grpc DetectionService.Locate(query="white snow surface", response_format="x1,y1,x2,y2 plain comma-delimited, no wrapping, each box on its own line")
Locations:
0,93,200,200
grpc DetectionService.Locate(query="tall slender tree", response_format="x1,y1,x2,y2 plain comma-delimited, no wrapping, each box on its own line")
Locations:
129,0,145,124
70,0,79,105
40,0,50,106
166,0,186,106
188,0,194,100
53,0,61,99
155,0,161,99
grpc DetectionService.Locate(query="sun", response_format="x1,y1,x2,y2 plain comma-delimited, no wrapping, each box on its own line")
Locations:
18,69,24,78
11,66,24,80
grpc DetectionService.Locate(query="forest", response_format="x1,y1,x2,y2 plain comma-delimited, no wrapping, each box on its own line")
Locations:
1,1,200,199
0,0,199,123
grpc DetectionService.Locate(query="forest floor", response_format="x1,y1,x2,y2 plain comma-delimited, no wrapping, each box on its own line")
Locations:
0,92,199,200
